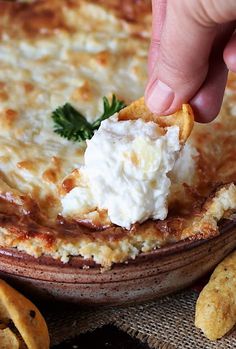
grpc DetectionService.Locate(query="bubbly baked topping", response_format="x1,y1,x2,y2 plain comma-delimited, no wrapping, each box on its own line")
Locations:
0,0,234,268
0,0,148,221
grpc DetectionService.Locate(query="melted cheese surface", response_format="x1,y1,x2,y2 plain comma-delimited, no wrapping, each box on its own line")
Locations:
0,0,149,220
0,1,234,268
0,0,234,227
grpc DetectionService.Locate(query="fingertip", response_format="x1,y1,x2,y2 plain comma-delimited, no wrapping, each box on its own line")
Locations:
190,91,222,123
190,47,228,124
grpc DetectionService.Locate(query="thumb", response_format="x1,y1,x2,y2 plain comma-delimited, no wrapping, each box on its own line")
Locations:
145,0,236,115
148,0,167,77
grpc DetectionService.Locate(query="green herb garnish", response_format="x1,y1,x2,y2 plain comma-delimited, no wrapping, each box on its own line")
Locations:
52,94,126,142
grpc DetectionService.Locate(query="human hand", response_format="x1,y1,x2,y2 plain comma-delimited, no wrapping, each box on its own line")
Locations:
145,0,236,122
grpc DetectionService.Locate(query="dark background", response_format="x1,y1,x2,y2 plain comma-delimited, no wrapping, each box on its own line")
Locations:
53,325,149,349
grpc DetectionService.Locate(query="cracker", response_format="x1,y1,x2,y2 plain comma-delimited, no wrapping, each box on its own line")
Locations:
0,328,19,349
0,280,50,349
195,250,236,340
118,97,194,143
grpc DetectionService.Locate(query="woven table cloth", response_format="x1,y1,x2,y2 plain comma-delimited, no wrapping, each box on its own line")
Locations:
44,289,236,349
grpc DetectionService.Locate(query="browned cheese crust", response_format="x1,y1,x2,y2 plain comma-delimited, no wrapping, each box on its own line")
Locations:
0,0,151,39
0,0,235,267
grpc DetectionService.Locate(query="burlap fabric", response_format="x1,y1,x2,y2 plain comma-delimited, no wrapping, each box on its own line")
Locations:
45,289,236,349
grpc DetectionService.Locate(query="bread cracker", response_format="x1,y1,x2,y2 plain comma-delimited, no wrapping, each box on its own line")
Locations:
118,97,194,143
0,328,19,349
0,280,50,349
195,250,236,340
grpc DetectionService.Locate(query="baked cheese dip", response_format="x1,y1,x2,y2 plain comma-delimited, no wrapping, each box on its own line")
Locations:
62,117,189,229
0,0,235,268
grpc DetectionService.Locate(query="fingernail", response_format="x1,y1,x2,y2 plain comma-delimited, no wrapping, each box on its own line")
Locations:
146,80,174,114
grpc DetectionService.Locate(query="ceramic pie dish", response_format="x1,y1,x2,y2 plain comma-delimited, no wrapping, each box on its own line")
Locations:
0,219,235,305
0,1,235,306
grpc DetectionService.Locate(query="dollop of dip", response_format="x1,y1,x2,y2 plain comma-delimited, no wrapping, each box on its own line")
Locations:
62,115,184,229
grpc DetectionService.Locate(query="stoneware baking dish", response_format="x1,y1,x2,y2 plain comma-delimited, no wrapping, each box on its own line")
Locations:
0,219,235,305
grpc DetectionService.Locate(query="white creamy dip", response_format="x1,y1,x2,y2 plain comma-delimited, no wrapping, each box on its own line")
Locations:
62,115,182,229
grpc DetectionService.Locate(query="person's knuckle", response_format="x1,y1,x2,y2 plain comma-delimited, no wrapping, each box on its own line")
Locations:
196,0,236,25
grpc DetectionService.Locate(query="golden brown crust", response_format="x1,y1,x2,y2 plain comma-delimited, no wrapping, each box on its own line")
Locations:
94,0,151,23
0,0,151,39
0,182,234,267
0,0,234,268
0,0,73,38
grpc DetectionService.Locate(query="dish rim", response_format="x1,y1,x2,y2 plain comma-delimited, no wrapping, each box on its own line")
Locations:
0,219,234,270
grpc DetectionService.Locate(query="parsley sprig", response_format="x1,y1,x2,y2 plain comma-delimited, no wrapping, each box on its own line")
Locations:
51,95,126,142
